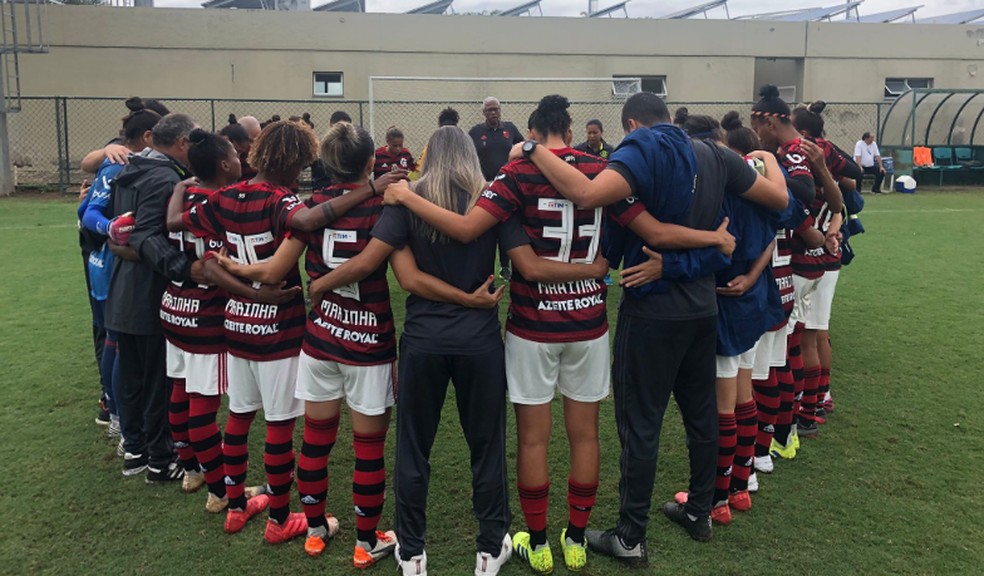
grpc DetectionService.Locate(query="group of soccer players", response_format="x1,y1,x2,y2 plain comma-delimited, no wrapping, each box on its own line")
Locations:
77,84,857,575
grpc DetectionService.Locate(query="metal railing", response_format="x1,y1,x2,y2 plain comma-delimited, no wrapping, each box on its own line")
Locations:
8,96,883,192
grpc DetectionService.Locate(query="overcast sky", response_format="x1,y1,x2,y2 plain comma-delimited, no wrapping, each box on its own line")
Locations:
151,0,981,19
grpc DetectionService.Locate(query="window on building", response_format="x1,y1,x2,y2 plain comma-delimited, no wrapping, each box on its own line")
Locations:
613,75,667,98
777,85,797,103
314,72,344,97
885,77,933,100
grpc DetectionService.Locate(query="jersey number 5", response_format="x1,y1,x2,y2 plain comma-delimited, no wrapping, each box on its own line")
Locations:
322,229,361,301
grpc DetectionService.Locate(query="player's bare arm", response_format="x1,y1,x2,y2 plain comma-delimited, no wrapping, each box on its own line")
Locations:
202,257,301,304
800,139,845,213
383,180,499,244
506,244,608,284
291,170,407,232
620,246,663,288
166,177,198,232
81,143,130,174
308,237,395,308
522,143,633,209
389,247,503,310
717,240,775,297
214,236,306,285
624,209,735,256
742,151,789,211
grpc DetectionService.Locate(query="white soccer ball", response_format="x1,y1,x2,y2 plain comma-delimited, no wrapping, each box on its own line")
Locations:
896,175,917,193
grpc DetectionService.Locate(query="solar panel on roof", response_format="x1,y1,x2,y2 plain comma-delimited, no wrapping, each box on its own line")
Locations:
406,0,454,14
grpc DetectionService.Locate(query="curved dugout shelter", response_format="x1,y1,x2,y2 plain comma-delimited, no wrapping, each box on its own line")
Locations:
879,89,984,185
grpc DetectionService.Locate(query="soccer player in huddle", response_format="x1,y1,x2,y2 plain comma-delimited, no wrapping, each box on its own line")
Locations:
374,126,417,179
792,102,862,419
217,122,402,566
519,92,787,562
179,120,315,543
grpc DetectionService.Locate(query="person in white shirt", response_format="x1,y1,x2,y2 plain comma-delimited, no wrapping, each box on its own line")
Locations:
854,132,885,193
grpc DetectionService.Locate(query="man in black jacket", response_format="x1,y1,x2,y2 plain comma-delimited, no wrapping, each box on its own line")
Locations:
106,113,206,483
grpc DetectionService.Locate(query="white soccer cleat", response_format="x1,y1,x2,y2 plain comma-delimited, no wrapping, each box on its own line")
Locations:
475,533,512,576
754,454,774,474
395,545,427,576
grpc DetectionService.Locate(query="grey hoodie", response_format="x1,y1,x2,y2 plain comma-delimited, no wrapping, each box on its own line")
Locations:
105,148,194,335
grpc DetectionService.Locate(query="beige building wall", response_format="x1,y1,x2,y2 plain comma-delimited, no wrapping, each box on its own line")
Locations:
22,5,984,104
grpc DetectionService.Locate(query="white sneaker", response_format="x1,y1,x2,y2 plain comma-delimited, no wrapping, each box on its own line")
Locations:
395,544,427,576
475,533,512,576
748,472,759,493
754,454,774,474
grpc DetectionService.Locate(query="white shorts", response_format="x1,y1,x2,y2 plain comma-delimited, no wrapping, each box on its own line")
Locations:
295,351,395,416
716,341,759,379
804,270,839,331
789,274,822,332
505,331,610,405
166,341,227,396
751,329,788,380
226,354,304,421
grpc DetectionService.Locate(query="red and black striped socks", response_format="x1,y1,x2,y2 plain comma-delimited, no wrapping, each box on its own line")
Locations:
296,415,340,535
224,411,256,510
566,478,597,544
518,482,549,547
799,366,822,422
773,361,796,447
265,419,298,524
353,429,387,547
168,378,199,472
188,393,224,497
753,369,780,457
731,401,758,491
714,413,737,505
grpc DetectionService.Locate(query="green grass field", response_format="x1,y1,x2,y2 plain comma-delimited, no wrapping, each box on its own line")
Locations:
2,190,983,575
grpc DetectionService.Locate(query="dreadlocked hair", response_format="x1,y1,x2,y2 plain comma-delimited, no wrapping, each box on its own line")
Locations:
248,120,319,182
722,111,761,155
752,85,791,122
320,122,375,184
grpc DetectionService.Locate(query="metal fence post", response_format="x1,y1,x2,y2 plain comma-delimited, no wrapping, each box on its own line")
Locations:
358,102,364,127
55,96,70,193
876,102,882,144
210,99,216,131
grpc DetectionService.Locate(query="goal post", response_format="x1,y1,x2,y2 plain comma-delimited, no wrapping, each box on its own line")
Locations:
367,76,641,155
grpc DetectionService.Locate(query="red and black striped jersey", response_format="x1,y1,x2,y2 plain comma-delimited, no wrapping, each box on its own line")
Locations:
182,181,307,361
778,139,813,181
161,186,227,355
476,147,608,343
373,147,416,180
791,191,840,277
768,211,814,330
301,183,395,366
815,137,846,272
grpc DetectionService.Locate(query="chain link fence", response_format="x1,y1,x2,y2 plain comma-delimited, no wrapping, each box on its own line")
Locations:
9,96,882,192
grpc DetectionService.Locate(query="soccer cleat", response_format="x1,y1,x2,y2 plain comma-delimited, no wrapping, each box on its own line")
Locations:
754,455,774,474
560,528,586,572
796,418,820,438
146,457,185,485
475,533,512,576
116,437,126,458
122,452,148,477
710,502,732,525
106,417,121,439
96,407,111,426
674,491,689,505
822,394,835,414
728,490,752,512
182,469,205,493
748,472,759,494
770,438,797,460
395,546,427,576
791,427,801,450
353,528,395,567
224,494,269,534
245,484,267,499
584,529,647,567
304,515,341,558
512,531,552,574
205,493,228,514
663,502,713,542
815,407,827,420
264,512,308,545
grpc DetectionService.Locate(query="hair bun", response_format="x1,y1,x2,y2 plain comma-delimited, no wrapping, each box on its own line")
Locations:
302,112,311,122
188,128,209,145
228,113,238,124
125,96,146,113
808,100,827,115
759,84,781,101
721,110,743,131
674,106,690,125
